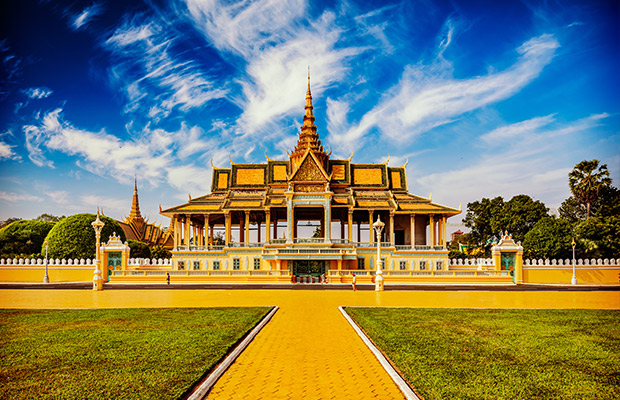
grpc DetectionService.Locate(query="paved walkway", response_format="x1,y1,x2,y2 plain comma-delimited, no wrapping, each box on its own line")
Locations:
1,289,618,399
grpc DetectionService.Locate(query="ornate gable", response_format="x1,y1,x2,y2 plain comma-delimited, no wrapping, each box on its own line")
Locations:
290,151,329,182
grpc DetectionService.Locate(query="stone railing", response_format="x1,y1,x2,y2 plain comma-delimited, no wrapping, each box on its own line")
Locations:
524,258,620,266
0,258,94,266
449,258,494,267
127,258,173,266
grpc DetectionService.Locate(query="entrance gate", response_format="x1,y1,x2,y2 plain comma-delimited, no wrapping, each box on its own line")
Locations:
292,260,326,283
107,252,122,282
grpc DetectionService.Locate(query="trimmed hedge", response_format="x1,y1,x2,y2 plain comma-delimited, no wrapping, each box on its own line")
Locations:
44,213,126,259
0,220,55,258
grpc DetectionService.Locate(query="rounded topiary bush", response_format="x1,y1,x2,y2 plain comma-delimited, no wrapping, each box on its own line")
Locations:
127,240,151,259
0,220,55,257
44,213,126,259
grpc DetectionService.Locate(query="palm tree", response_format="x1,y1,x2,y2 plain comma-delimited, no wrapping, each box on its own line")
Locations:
568,160,611,218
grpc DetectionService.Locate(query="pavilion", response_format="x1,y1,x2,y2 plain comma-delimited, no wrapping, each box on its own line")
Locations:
159,76,460,282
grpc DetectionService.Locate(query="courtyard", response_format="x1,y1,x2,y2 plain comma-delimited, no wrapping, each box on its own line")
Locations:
1,287,618,399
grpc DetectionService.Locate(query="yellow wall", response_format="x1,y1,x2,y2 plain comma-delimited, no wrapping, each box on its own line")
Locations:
0,267,93,282
523,266,620,285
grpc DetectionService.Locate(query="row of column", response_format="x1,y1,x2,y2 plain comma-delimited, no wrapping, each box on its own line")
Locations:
173,211,448,248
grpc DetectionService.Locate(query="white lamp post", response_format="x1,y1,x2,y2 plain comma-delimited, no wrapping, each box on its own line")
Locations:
92,209,105,291
571,238,577,285
373,215,385,291
43,239,49,283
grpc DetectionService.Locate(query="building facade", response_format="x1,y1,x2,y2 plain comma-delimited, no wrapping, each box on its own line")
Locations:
159,77,461,282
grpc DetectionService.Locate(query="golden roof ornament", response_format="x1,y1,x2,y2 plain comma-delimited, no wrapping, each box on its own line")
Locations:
290,69,329,171
128,176,144,222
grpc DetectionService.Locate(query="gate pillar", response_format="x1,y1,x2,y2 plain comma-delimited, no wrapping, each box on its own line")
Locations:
100,233,131,282
491,232,523,284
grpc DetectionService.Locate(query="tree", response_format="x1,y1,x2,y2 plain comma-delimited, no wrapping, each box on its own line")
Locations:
558,196,587,224
463,197,504,246
523,217,572,259
573,215,620,259
44,213,126,259
36,213,65,222
568,160,611,218
127,240,151,259
150,245,172,259
0,217,21,230
499,195,548,243
0,220,55,257
463,195,548,250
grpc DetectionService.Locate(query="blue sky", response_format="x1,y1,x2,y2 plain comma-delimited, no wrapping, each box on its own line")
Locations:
1,0,618,232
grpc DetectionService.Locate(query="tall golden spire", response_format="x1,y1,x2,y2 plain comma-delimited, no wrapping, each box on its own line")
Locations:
290,68,328,170
129,176,143,222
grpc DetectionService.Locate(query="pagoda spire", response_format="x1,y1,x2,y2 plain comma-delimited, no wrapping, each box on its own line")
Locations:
290,69,329,170
129,175,143,222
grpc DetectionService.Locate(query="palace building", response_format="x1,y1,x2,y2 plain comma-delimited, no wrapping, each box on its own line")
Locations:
159,76,461,282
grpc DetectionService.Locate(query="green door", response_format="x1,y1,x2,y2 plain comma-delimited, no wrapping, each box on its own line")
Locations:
107,252,122,282
501,253,516,283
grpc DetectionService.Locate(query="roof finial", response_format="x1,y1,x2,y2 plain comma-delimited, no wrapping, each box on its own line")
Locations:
134,175,137,193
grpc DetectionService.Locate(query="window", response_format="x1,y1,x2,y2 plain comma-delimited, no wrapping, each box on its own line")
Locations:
193,261,200,270
436,261,443,271
178,261,185,270
419,261,426,270
357,258,365,270
253,258,261,270
213,261,220,270
233,258,240,270
399,260,407,270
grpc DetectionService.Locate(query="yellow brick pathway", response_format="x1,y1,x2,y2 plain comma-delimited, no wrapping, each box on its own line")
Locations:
1,289,618,399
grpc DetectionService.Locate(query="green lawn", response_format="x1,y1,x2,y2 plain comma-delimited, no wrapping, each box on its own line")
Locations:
0,307,271,399
346,308,620,400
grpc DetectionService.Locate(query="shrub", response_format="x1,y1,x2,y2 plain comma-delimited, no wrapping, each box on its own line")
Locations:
127,240,151,259
44,213,126,259
0,220,55,258
150,245,172,259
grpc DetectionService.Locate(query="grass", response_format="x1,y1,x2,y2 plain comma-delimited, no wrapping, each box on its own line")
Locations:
346,308,620,400
0,307,271,399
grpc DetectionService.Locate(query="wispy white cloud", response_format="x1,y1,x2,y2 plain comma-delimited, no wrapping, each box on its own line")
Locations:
329,33,560,150
71,3,103,31
47,190,69,204
22,108,215,193
415,113,612,213
104,15,227,120
80,194,126,216
22,87,53,99
183,0,363,135
0,131,21,161
0,191,43,202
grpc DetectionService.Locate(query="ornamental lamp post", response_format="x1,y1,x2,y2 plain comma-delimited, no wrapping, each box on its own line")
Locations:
571,238,577,286
43,239,49,283
92,209,105,291
373,215,385,292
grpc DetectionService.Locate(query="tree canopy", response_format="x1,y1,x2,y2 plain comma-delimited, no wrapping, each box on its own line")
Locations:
523,217,572,259
463,194,547,252
568,160,611,217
